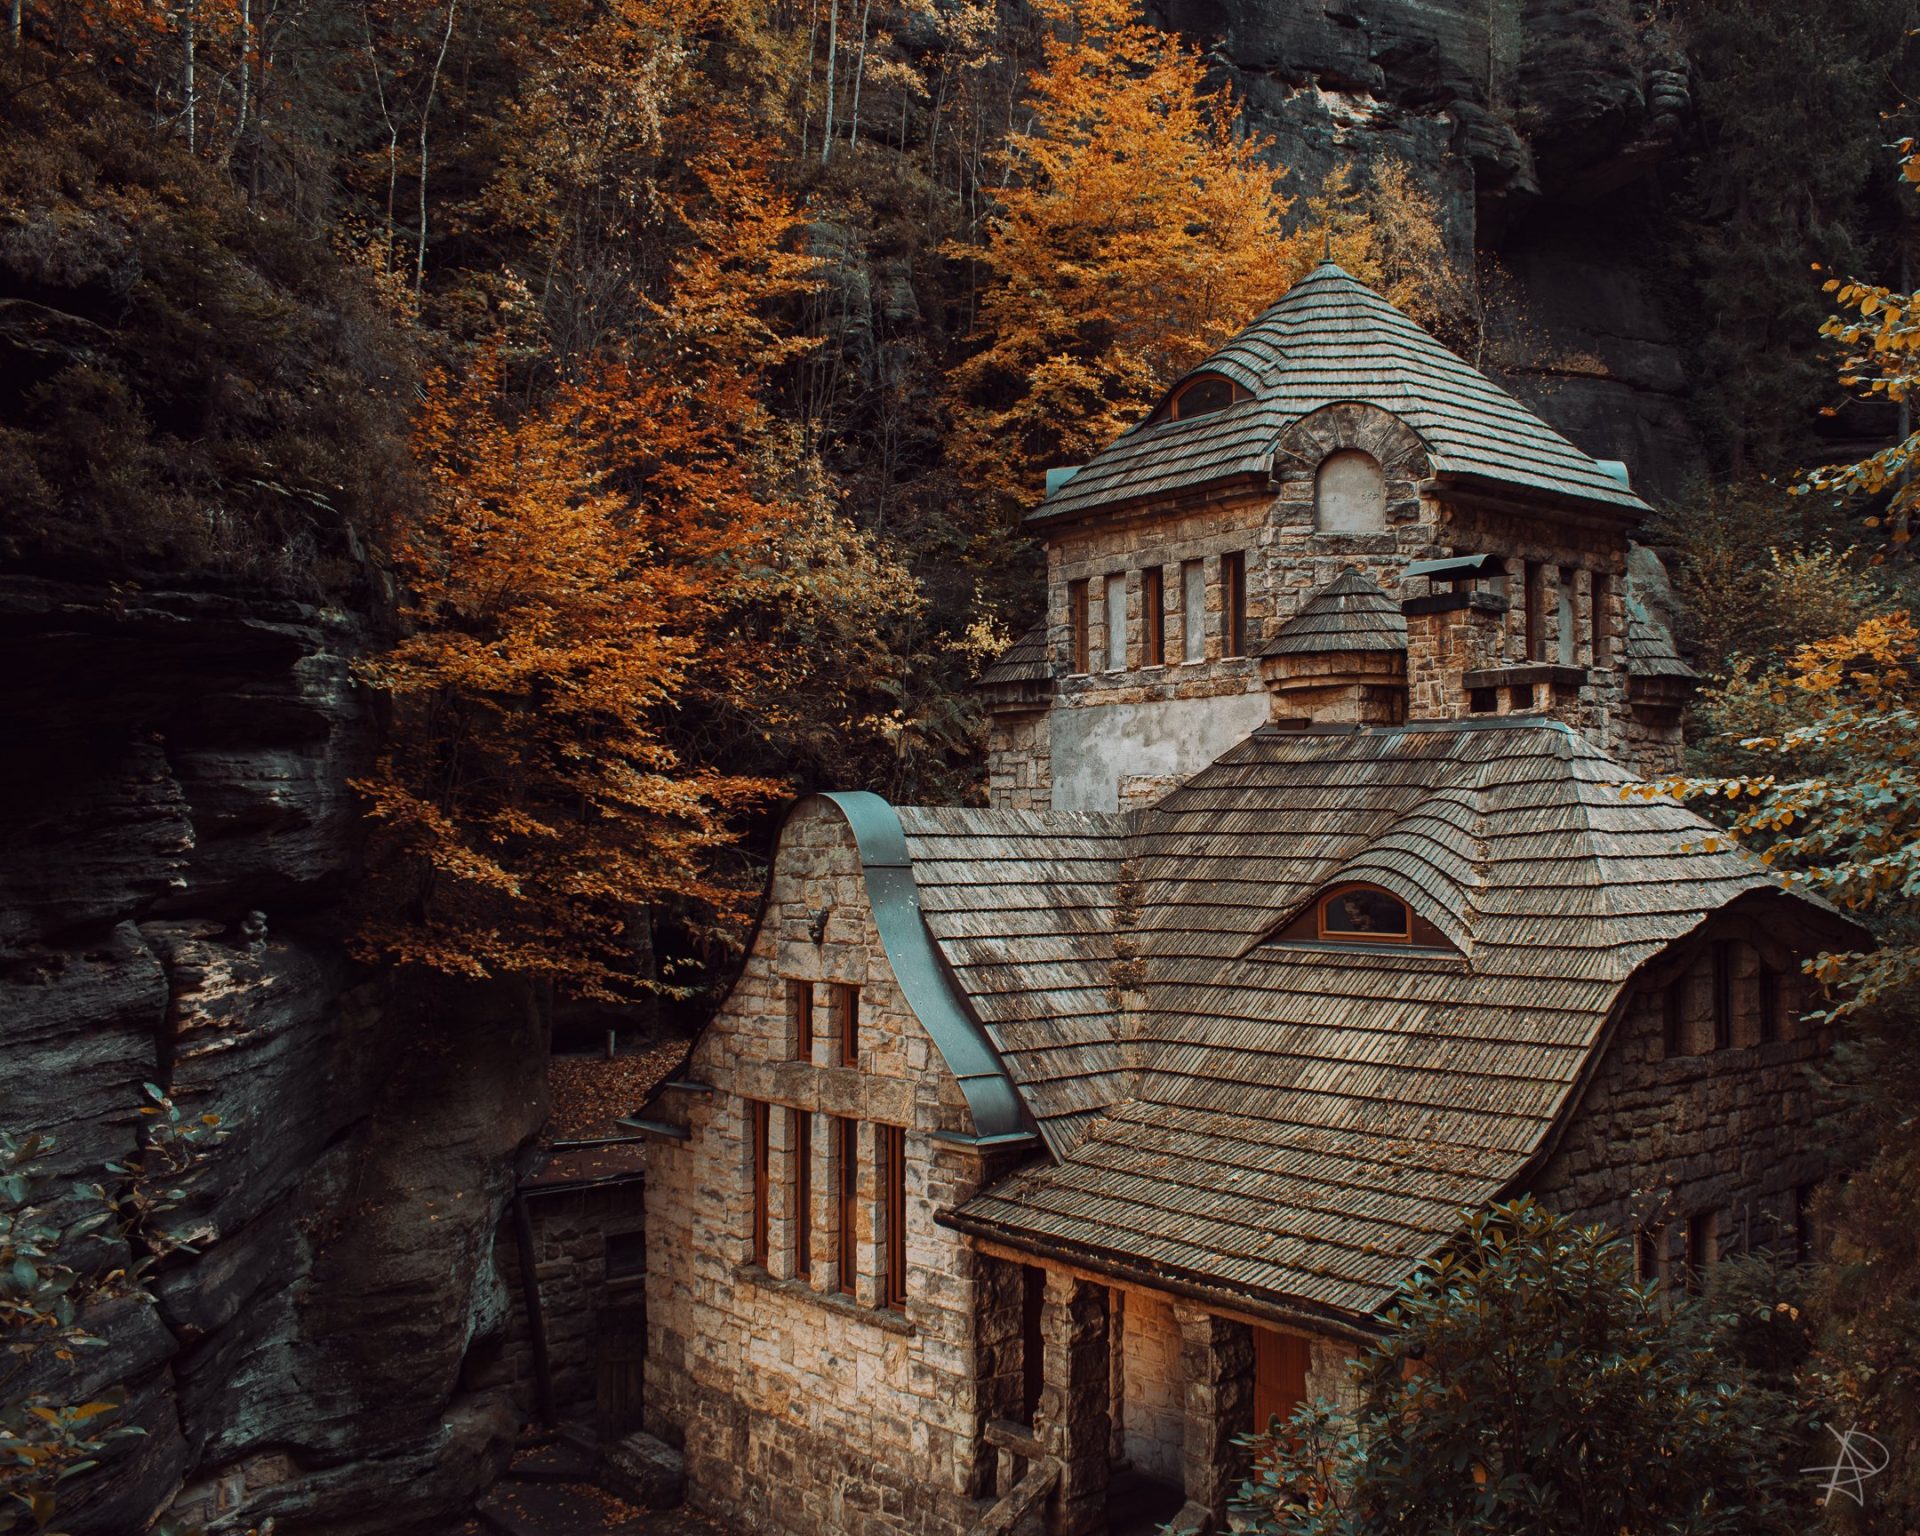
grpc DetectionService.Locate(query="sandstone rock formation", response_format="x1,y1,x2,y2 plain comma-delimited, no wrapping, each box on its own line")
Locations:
0,577,546,1535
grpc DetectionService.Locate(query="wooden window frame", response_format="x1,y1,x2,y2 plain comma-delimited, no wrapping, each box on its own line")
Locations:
749,1099,770,1269
789,979,814,1062
879,1123,907,1312
1315,884,1413,945
1142,566,1165,667
1068,579,1091,675
793,1107,813,1280
835,1116,860,1296
833,982,860,1069
1524,561,1545,661
1590,571,1612,667
1221,552,1247,659
1163,372,1248,422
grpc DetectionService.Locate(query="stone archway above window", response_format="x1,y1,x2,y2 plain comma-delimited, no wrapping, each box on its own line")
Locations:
1272,403,1432,531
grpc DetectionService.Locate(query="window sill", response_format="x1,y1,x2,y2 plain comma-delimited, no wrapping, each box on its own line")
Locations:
733,1263,917,1336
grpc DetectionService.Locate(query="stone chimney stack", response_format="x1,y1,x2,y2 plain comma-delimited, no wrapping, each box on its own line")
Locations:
1399,555,1512,720
1257,569,1408,727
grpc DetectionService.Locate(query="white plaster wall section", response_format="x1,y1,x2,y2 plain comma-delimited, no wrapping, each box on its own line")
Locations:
1049,691,1272,812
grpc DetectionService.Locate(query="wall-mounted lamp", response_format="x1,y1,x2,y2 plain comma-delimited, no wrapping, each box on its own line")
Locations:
808,908,831,945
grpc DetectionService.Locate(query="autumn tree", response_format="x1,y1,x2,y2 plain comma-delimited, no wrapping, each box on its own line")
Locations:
353,135,816,1004
944,0,1458,513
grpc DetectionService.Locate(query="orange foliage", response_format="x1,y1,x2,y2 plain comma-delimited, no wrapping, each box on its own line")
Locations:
353,134,815,1001
946,0,1455,511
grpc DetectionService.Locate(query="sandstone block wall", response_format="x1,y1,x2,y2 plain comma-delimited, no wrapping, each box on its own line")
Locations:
1534,908,1833,1272
643,799,1002,1536
1119,1291,1183,1483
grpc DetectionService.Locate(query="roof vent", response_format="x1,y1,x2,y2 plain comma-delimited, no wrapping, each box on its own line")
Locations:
1044,465,1082,499
1595,459,1632,489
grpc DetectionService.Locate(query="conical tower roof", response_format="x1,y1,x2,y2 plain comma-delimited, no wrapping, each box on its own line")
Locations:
1034,262,1649,524
1257,568,1406,657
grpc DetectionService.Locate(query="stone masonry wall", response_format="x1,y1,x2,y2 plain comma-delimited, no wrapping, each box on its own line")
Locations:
643,798,1005,1536
1120,1291,1183,1483
1534,906,1834,1275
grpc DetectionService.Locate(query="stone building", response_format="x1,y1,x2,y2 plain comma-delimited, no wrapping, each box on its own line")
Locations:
633,265,1860,1536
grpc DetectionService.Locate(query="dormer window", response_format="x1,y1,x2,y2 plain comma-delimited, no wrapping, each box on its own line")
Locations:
1259,881,1455,951
1317,884,1411,942
1151,372,1250,425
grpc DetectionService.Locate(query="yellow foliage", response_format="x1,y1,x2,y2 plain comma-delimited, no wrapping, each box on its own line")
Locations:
945,0,1460,511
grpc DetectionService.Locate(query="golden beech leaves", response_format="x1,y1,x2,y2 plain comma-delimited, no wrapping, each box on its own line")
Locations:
1632,612,1920,1018
352,131,815,1002
945,0,1455,511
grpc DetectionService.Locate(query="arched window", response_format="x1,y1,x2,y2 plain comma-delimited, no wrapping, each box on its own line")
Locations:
1314,449,1387,533
1316,884,1411,943
1149,372,1250,425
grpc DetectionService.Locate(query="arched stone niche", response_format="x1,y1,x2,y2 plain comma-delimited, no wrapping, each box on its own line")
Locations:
1272,403,1431,542
1315,450,1387,532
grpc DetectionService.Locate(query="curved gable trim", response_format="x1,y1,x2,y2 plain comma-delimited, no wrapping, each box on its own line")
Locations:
819,791,1038,1147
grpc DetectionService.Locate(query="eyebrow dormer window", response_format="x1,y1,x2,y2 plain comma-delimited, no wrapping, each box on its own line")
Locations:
1317,884,1411,943
1151,372,1249,425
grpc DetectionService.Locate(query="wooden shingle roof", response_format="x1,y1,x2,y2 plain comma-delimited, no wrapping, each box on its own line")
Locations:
1033,262,1651,525
931,719,1840,1325
977,624,1052,687
896,806,1131,1156
1256,568,1406,658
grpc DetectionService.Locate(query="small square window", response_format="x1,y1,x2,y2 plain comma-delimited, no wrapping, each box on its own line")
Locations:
605,1230,646,1281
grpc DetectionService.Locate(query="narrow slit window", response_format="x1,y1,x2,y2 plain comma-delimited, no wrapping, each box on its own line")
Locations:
1221,552,1247,658
749,1099,770,1269
836,1116,859,1296
879,1123,907,1312
1068,579,1090,674
789,979,813,1061
1142,566,1165,666
1711,942,1733,1051
1524,561,1545,661
1181,560,1206,663
1662,976,1686,1058
1591,571,1612,666
1557,568,1577,666
1758,964,1783,1044
793,1108,812,1279
1104,573,1127,672
833,983,860,1068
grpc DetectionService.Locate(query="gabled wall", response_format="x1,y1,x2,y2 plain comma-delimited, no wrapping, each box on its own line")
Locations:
641,798,1022,1535
1532,902,1837,1273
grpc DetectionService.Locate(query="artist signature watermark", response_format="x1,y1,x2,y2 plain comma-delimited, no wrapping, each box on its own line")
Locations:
1804,1424,1891,1507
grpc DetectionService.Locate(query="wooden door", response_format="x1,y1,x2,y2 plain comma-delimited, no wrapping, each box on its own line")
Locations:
1251,1328,1309,1434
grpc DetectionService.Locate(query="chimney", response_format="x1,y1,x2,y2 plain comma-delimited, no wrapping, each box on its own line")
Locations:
1400,554,1512,719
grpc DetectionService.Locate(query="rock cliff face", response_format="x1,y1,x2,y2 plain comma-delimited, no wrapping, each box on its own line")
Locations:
1153,0,1704,499
0,577,545,1535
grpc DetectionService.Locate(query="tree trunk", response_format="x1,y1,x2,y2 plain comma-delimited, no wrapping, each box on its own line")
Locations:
819,0,838,166
10,1,22,50
847,0,871,149
415,0,458,303
236,0,251,144
181,0,197,152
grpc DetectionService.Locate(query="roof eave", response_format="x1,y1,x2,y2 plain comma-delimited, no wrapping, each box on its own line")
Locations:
1025,467,1271,529
938,1206,1386,1344
1432,470,1652,524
